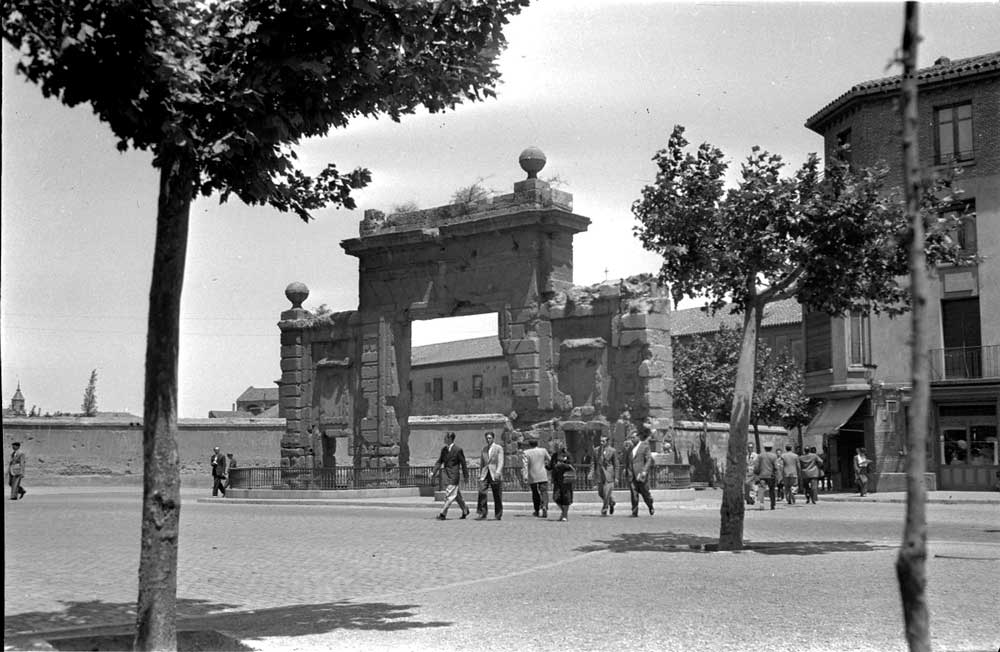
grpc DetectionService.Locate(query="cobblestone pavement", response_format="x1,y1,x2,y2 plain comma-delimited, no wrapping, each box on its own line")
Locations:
4,488,999,651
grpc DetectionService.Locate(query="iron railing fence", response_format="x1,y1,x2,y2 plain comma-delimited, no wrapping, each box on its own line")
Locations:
929,344,1000,381
230,463,691,491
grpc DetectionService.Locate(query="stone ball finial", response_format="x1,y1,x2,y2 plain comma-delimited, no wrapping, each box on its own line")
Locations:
285,282,309,309
519,146,546,179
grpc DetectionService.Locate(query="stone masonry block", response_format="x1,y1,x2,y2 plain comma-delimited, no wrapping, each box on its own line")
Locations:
361,364,379,379
509,323,526,340
281,370,303,385
511,353,540,369
617,330,650,347
281,331,303,346
282,408,304,421
280,358,303,372
279,384,302,398
505,338,539,355
361,417,378,432
512,382,541,396
361,379,378,394
511,368,540,383
620,312,670,330
281,344,304,359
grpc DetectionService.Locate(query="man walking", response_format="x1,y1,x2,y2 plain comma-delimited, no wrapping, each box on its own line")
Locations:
522,438,550,518
476,431,504,520
626,429,655,517
779,445,801,505
8,441,26,500
210,446,228,497
592,434,618,516
433,432,470,520
799,446,824,504
753,443,780,510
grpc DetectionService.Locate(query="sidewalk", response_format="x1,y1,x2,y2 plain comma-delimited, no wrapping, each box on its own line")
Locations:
199,487,999,510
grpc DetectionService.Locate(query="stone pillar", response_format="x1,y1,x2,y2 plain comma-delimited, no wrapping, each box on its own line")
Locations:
279,282,312,466
615,298,673,436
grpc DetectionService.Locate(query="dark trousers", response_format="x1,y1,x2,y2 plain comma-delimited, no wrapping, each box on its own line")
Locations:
803,477,819,503
757,477,776,509
630,478,654,514
212,475,227,497
477,473,503,517
784,476,798,504
9,474,25,500
529,481,549,515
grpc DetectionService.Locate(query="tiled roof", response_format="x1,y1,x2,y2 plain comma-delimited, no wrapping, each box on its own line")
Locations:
671,298,801,337
235,386,279,402
411,336,503,367
208,410,250,418
806,51,1000,132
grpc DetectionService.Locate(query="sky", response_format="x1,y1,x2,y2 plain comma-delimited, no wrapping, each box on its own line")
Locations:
2,1,998,418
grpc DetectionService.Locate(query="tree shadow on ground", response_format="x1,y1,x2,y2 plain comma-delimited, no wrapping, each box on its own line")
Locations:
575,531,896,555
5,597,451,650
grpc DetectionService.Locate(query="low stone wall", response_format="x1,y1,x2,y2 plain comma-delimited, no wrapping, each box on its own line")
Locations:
668,421,791,485
2,417,283,486
408,414,511,466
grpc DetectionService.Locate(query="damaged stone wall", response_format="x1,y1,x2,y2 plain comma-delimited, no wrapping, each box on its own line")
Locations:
277,150,674,470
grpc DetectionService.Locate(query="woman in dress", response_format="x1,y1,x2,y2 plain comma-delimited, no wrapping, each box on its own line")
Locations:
548,440,575,522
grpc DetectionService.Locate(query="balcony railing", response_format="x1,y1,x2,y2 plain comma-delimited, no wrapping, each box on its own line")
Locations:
929,345,1000,381
229,463,692,492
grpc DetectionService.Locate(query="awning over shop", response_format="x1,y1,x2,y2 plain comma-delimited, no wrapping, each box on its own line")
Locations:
802,396,865,447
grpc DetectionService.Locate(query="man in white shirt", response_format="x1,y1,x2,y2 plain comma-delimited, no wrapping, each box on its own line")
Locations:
476,431,504,521
522,439,550,518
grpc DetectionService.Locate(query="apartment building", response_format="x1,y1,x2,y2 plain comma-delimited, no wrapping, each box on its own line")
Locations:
801,52,999,491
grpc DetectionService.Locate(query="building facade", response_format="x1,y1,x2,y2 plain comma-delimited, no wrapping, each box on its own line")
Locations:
802,52,1000,491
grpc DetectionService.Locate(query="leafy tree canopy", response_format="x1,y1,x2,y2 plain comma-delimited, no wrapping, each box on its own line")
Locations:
4,0,529,219
632,125,966,317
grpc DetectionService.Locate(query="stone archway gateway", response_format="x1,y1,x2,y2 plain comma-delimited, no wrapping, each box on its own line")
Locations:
277,149,673,472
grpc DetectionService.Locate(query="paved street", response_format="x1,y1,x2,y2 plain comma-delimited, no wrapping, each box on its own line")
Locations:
4,488,999,651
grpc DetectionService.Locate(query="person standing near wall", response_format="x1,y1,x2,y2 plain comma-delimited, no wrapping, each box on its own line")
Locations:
745,442,758,505
8,441,26,500
853,447,871,497
522,439,551,518
592,434,618,516
433,432,470,520
476,431,504,521
210,446,228,497
224,453,237,491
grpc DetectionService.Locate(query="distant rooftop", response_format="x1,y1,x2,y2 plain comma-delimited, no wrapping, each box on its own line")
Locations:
412,336,503,367
236,386,279,403
806,51,1000,132
671,298,801,337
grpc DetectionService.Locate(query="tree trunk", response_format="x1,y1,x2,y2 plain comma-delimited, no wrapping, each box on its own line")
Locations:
896,5,931,651
134,157,195,651
718,297,764,550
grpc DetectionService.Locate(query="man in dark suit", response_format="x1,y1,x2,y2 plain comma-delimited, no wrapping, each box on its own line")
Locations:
592,434,618,516
9,441,27,500
433,432,470,520
626,429,655,517
210,446,228,497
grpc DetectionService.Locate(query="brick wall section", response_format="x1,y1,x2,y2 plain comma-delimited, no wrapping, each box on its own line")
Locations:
2,418,283,485
815,76,1000,188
